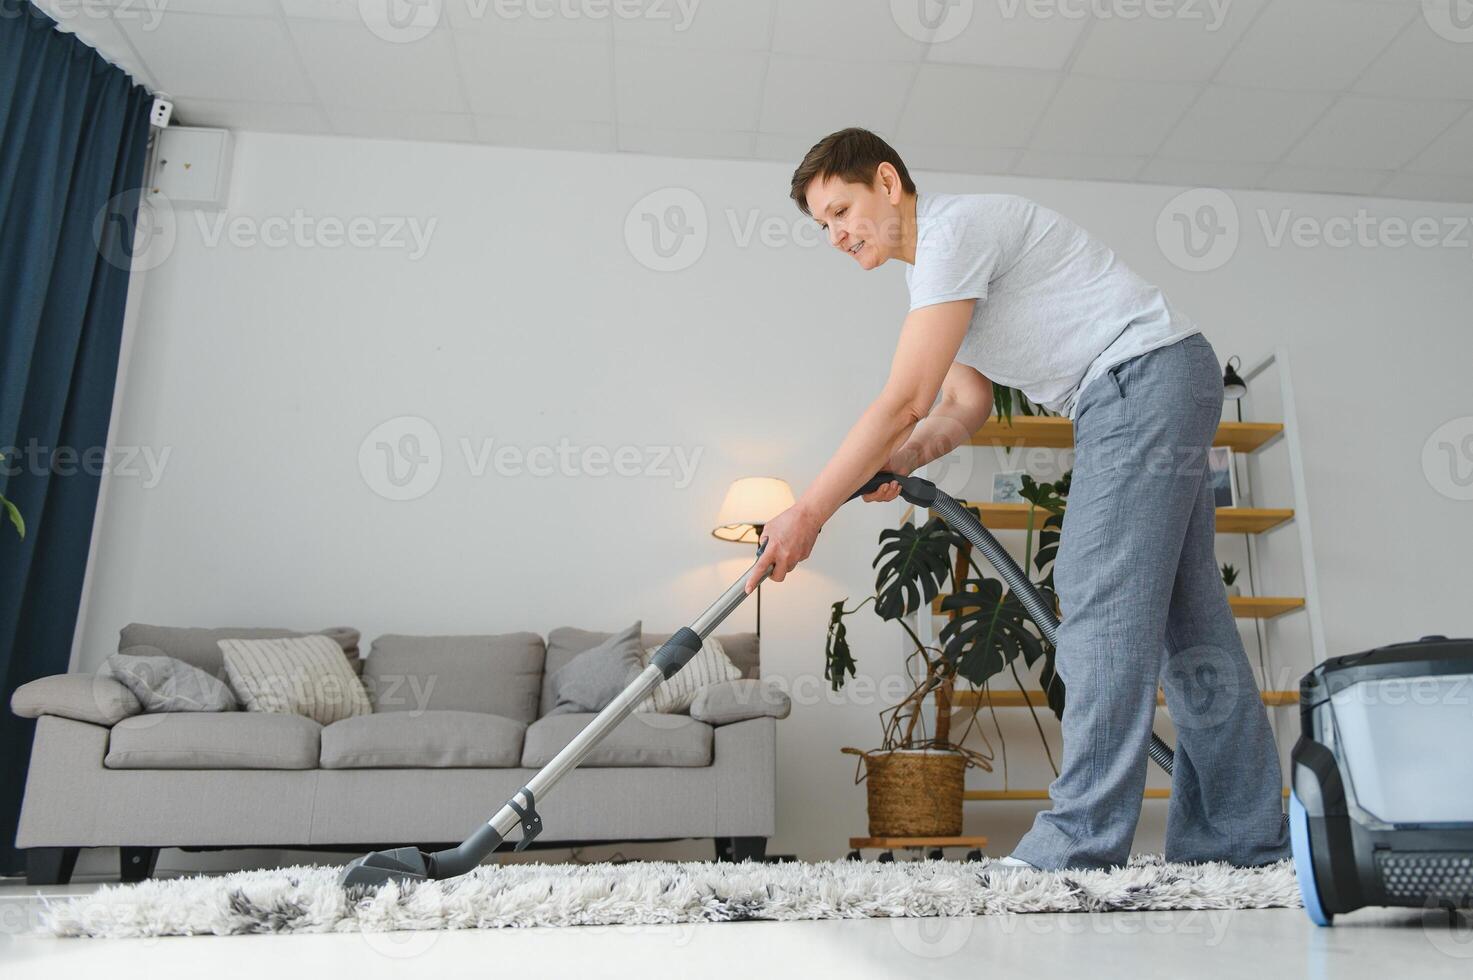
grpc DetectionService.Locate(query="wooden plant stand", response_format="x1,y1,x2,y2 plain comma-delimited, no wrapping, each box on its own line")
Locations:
846,835,991,863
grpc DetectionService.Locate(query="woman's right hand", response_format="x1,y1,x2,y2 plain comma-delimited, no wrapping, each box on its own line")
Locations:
861,447,920,502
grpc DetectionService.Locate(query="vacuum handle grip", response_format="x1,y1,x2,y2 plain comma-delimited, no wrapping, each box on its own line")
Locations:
848,471,938,506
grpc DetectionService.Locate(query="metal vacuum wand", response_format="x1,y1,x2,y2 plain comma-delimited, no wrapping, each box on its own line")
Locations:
340,547,774,889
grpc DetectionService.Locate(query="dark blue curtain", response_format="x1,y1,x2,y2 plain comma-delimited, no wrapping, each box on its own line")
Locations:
0,1,153,875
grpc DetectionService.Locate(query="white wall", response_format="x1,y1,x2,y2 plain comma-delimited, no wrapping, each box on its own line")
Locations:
73,131,1473,874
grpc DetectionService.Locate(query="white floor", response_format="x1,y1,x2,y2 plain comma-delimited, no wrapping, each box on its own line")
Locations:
3,874,1471,979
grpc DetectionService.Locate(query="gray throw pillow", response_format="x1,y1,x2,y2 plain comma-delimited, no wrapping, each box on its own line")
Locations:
546,621,644,716
103,648,238,712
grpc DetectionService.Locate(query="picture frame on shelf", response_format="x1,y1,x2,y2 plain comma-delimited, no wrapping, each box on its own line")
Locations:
992,471,1027,504
1208,446,1238,508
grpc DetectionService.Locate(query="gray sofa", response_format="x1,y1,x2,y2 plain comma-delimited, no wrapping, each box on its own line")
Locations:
11,623,786,884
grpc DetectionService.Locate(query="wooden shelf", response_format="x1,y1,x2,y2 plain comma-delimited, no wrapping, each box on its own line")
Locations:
965,788,1290,802
933,593,1304,619
965,788,1172,801
1229,595,1305,619
952,689,1299,709
970,416,1283,453
942,501,1293,535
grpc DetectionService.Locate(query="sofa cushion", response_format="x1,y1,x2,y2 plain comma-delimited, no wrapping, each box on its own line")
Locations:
545,620,644,716
540,628,759,717
363,632,545,724
521,712,713,768
102,649,238,712
689,678,792,725
320,710,526,768
118,623,360,676
220,635,372,725
105,712,321,769
10,673,142,726
634,636,742,714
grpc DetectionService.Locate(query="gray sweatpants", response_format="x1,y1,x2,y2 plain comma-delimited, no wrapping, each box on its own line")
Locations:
1010,332,1290,871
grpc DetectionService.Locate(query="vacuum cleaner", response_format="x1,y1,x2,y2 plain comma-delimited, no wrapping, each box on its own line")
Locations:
1289,635,1473,924
339,470,1181,889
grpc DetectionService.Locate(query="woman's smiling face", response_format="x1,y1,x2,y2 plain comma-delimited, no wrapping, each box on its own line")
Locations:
803,164,909,270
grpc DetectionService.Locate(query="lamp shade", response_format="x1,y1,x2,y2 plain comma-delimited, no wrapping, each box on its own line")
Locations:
1223,358,1248,400
712,477,796,544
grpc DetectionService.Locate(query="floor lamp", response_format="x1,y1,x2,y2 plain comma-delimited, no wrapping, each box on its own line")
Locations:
711,476,796,643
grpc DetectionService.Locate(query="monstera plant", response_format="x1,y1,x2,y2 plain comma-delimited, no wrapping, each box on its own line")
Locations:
991,384,1054,425
0,452,23,540
826,470,1072,772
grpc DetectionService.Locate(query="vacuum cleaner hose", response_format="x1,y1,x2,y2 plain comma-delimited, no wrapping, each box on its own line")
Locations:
852,471,1176,777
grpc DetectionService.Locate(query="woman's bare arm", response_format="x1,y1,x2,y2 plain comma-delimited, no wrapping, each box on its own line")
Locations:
744,299,975,591
890,362,995,474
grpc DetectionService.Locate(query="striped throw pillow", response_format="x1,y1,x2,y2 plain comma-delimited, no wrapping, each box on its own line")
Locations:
634,636,742,714
219,634,371,725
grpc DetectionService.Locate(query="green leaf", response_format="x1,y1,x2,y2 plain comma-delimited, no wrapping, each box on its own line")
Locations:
1018,474,1067,515
938,577,1045,689
824,600,857,692
992,383,1014,426
872,517,955,621
1,495,22,540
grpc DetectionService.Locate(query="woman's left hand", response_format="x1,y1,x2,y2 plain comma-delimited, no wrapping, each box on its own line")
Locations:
744,504,823,593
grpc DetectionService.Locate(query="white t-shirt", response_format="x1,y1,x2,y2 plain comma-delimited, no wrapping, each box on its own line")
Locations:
904,192,1198,419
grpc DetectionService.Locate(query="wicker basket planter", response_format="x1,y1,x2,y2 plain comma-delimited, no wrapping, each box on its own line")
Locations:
842,747,966,837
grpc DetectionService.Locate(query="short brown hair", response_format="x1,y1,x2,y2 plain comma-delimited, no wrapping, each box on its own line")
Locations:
789,128,917,216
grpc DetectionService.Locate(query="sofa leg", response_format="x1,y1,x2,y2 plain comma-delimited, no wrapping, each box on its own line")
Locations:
713,837,734,862
27,847,80,886
120,847,159,883
730,836,767,863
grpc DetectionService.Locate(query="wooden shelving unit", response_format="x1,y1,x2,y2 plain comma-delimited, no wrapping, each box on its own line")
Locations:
933,593,1304,619
948,500,1293,535
969,416,1283,453
964,788,1291,802
951,689,1300,709
903,348,1325,818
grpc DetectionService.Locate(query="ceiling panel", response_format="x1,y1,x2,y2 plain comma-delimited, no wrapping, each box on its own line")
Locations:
1030,76,1199,156
898,65,1059,149
617,125,756,159
324,108,476,144
288,19,466,113
1137,157,1272,190
454,35,612,121
758,55,915,137
1013,150,1146,182
1286,95,1467,171
118,12,313,103
769,0,929,62
612,0,775,50
1215,0,1416,92
26,0,1473,204
1069,0,1268,82
1157,86,1334,163
1377,171,1473,204
614,45,768,131
472,116,616,152
441,0,610,40
1354,13,1473,101
174,97,329,134
1405,108,1473,177
1258,164,1391,196
921,3,1089,72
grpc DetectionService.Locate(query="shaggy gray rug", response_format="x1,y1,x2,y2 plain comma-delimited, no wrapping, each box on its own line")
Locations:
39,855,1300,938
